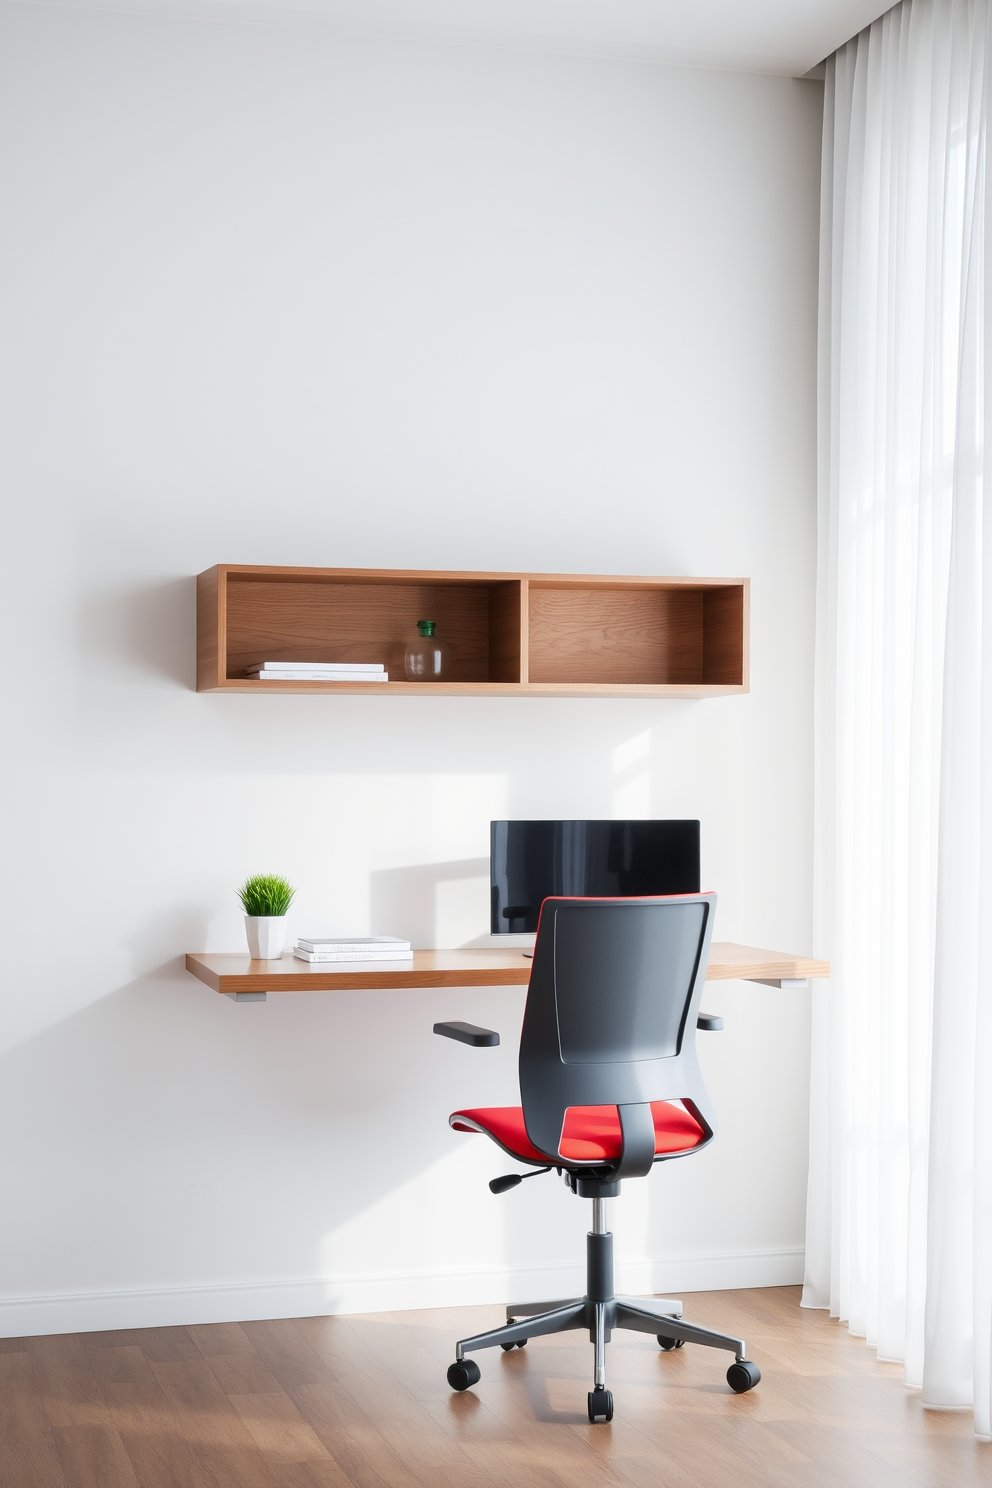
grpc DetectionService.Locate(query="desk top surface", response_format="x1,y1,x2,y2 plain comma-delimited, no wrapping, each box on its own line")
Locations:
185,943,829,994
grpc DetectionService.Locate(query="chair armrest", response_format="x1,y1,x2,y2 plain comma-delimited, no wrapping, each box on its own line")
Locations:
696,1013,724,1031
433,1021,500,1047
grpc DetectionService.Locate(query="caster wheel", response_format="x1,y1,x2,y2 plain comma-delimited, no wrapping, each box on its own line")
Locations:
447,1359,481,1391
657,1335,684,1351
727,1359,761,1393
587,1387,614,1423
500,1338,526,1350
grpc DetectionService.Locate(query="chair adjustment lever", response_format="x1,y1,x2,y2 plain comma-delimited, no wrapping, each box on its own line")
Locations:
490,1166,553,1194
696,1013,724,1031
434,1021,500,1047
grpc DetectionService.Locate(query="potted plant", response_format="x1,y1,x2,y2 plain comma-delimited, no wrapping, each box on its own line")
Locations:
237,873,295,960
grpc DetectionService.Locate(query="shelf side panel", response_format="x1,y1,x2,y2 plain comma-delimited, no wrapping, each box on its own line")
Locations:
196,567,224,691
527,585,705,685
224,577,491,682
702,584,746,686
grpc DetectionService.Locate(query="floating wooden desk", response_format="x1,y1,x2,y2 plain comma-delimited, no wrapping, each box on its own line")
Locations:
185,944,829,1001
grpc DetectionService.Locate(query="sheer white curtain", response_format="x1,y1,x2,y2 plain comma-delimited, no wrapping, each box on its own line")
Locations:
805,0,992,1435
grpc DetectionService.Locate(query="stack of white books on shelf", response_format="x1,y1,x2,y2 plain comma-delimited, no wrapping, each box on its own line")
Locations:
247,661,388,682
293,936,413,963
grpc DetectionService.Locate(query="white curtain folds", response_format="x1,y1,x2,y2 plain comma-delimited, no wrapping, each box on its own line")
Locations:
806,0,992,1435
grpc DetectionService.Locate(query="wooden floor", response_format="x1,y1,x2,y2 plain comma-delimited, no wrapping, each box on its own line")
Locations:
1,1286,989,1488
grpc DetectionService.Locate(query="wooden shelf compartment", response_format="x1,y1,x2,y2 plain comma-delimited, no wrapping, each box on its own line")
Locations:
196,566,749,697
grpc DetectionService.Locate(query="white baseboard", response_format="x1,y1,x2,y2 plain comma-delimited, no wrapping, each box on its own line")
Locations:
0,1249,804,1339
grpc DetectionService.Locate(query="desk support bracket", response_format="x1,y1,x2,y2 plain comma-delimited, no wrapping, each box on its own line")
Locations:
748,977,810,991
225,991,267,1003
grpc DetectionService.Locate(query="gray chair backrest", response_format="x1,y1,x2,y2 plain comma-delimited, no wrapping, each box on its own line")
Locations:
519,894,717,1176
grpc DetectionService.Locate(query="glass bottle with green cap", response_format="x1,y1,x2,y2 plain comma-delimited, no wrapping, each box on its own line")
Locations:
404,619,449,681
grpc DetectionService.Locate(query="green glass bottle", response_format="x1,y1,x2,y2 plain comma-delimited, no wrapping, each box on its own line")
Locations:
404,619,448,681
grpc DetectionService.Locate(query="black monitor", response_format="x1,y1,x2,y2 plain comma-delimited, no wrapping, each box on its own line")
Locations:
490,819,701,933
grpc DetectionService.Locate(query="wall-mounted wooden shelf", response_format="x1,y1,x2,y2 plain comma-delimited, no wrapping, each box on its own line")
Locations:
196,566,749,698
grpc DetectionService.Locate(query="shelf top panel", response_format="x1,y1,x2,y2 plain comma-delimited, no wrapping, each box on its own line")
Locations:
214,564,747,590
185,944,828,994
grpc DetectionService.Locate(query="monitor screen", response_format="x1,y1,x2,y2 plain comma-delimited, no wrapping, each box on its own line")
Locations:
490,819,701,933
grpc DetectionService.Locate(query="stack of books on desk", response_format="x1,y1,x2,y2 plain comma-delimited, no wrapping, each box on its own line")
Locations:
293,936,413,963
247,661,388,682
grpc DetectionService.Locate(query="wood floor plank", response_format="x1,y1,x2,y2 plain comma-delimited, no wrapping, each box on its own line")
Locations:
294,1315,503,1488
0,1349,51,1444
870,1433,992,1488
87,1345,153,1392
51,1423,141,1488
766,1414,988,1488
95,1350,207,1488
79,1326,200,1359
238,1320,318,1367
226,1390,353,1487
203,1351,285,1398
29,1335,106,1430
382,1334,617,1488
188,1324,256,1360
126,1329,202,1365
0,1431,69,1488
115,1427,208,1488
147,1358,283,1488
81,1330,150,1352
238,1319,421,1488
279,1376,428,1488
226,1391,338,1464
171,1436,276,1488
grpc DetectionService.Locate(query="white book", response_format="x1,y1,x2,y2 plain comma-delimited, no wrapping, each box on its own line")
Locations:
254,670,389,682
297,936,412,952
293,949,414,963
247,661,385,673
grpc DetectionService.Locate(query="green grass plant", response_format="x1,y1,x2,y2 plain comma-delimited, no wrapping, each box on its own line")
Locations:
237,873,295,917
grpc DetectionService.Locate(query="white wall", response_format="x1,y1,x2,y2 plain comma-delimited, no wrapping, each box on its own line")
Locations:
0,3,822,1335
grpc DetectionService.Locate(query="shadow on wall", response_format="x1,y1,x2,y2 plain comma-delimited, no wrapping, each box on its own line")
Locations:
120,903,214,983
370,858,490,946
0,965,482,1312
79,576,196,688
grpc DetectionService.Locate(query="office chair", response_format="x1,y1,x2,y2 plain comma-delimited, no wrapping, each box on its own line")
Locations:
433,893,761,1423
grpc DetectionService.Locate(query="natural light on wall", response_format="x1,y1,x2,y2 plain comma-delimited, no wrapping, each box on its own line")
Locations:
612,728,652,817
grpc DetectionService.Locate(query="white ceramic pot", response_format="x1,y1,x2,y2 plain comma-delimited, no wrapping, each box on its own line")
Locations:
245,915,287,960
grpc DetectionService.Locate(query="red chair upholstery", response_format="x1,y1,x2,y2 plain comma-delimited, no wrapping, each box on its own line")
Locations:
450,1101,706,1164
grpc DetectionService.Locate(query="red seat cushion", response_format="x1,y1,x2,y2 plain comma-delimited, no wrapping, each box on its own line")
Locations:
450,1102,706,1164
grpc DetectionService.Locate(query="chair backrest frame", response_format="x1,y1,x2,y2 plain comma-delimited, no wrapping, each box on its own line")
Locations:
518,894,717,1175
